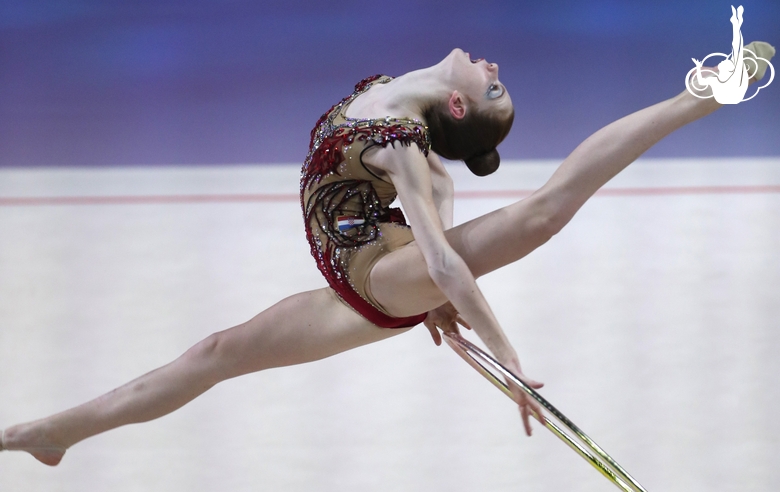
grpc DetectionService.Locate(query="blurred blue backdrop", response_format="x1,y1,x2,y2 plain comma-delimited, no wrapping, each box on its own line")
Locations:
1,0,778,167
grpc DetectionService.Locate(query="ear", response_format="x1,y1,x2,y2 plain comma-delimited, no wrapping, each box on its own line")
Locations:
448,91,466,120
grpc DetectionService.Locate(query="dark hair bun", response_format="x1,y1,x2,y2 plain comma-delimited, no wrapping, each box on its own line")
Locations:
422,99,513,178
464,149,501,176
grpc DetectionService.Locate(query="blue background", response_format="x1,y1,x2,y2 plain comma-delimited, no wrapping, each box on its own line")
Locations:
1,0,778,167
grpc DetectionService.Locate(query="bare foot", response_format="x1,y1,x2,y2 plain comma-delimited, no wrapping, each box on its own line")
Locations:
1,423,68,466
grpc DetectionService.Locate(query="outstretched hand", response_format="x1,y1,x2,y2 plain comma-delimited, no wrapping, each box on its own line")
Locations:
423,302,471,346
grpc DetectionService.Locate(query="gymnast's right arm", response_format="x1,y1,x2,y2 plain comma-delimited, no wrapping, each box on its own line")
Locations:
372,145,544,434
427,151,454,230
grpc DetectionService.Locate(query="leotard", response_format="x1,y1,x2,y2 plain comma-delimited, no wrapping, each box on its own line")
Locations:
300,75,429,328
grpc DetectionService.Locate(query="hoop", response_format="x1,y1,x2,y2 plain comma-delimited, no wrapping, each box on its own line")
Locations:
442,332,649,492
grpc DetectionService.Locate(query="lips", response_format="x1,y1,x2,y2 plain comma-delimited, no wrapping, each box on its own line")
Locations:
471,58,484,64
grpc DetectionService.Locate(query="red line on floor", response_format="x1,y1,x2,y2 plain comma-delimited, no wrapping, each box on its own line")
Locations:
0,193,299,206
1,185,779,206
458,185,780,199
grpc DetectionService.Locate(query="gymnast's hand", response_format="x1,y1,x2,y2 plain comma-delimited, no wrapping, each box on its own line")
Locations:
504,361,545,436
423,302,471,346
424,302,544,435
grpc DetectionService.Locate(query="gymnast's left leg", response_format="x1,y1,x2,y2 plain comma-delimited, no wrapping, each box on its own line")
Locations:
0,288,405,466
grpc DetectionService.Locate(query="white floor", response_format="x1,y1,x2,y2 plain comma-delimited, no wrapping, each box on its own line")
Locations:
1,158,778,492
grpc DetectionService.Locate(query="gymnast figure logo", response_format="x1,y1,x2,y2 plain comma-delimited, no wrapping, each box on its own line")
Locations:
686,5,775,104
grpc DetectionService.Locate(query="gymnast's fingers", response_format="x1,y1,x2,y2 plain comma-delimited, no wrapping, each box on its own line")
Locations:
528,398,545,426
455,314,472,330
526,378,544,389
509,375,545,434
424,319,442,346
518,381,545,424
520,403,533,436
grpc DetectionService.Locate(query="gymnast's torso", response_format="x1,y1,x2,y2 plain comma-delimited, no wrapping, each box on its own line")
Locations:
300,75,430,328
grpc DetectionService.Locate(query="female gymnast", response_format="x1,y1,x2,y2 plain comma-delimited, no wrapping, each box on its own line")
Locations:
1,45,774,467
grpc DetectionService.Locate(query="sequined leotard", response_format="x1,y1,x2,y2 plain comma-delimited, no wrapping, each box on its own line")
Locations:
301,75,430,328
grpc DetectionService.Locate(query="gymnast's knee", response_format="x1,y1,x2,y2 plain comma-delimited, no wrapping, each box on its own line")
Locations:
181,331,238,383
524,192,574,241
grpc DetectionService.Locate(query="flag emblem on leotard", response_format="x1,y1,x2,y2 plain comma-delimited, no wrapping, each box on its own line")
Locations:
337,216,365,232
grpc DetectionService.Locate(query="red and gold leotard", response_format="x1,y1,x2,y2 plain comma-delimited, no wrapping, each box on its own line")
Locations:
300,75,429,328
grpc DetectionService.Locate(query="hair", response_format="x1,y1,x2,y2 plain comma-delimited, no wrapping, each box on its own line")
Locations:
422,98,514,176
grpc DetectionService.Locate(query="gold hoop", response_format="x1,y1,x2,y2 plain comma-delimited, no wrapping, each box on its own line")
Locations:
443,332,649,492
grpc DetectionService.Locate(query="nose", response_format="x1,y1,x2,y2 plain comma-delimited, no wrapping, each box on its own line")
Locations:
488,62,499,75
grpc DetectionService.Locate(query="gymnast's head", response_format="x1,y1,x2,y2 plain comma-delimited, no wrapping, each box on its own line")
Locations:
423,48,514,176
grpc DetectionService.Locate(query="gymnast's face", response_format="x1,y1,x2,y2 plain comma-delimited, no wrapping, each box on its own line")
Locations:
442,48,513,120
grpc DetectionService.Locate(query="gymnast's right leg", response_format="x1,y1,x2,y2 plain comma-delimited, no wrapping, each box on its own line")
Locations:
0,288,405,466
371,85,724,316
372,47,774,319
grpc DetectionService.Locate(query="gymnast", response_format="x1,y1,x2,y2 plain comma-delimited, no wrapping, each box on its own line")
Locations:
1,44,774,466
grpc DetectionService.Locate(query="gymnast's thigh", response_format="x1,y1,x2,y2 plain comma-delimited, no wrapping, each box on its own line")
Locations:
216,288,411,377
370,193,554,317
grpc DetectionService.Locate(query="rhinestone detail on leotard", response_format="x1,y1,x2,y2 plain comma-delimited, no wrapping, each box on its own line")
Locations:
300,75,430,328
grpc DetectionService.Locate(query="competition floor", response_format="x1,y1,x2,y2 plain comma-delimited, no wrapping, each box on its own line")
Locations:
1,158,778,491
